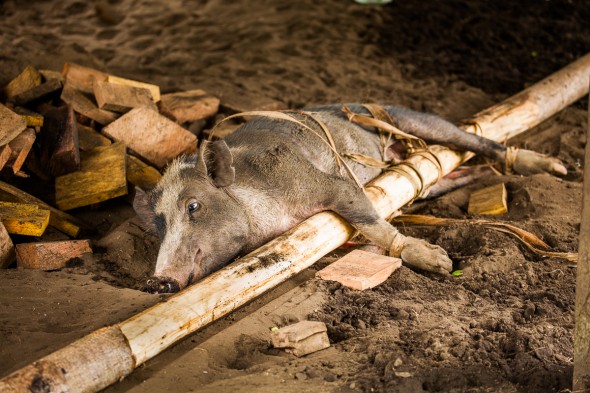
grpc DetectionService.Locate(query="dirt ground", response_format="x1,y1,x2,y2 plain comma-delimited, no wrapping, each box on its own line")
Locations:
1,0,589,392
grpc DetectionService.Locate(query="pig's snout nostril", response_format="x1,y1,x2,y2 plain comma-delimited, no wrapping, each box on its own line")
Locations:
144,277,180,294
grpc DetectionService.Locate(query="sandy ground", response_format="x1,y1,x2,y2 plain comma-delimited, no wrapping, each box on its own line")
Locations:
0,0,589,392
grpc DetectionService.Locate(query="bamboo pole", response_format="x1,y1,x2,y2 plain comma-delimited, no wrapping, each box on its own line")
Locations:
573,79,590,392
1,53,590,393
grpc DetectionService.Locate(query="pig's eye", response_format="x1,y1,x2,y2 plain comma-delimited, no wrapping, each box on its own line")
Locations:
187,200,200,214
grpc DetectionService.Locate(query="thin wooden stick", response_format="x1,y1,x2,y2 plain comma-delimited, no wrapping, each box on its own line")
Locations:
2,53,590,393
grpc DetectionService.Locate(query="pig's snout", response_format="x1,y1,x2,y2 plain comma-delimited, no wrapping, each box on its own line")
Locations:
145,277,181,294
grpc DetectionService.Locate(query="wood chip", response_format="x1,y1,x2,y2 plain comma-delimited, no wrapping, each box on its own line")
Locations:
468,183,508,215
106,75,160,102
3,65,42,99
16,240,92,270
159,90,220,123
93,80,154,113
0,201,50,236
0,103,27,146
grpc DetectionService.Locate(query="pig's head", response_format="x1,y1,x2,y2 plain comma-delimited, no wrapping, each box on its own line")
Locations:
133,140,250,293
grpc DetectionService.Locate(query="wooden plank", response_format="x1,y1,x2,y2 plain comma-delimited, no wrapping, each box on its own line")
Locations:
5,128,36,174
0,145,12,172
0,201,50,236
126,155,161,191
16,239,92,270
3,65,41,99
12,107,43,128
93,80,154,113
60,82,119,125
0,222,15,268
159,90,220,123
78,123,112,151
316,249,402,290
55,142,127,210
0,180,83,238
39,104,80,176
102,106,197,168
573,81,590,392
0,103,27,146
62,63,108,94
106,75,160,102
12,78,63,106
467,183,508,215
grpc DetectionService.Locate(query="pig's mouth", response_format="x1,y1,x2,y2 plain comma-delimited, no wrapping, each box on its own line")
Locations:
145,249,204,294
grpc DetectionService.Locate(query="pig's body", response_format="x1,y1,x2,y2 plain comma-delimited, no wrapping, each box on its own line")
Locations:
134,104,566,293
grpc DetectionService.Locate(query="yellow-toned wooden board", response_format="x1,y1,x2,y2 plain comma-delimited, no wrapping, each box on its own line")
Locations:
0,103,27,146
3,65,41,99
0,201,50,236
13,107,43,128
106,75,160,102
0,180,84,238
55,142,128,210
78,123,112,151
126,155,161,191
468,183,508,215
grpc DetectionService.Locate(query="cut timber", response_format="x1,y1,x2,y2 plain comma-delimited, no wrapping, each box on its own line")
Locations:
62,63,108,94
55,142,127,210
467,183,508,215
40,105,80,176
0,145,12,172
316,250,402,290
106,75,160,102
0,103,27,146
0,222,15,268
12,78,63,106
159,90,220,123
0,180,84,238
5,128,36,174
16,239,92,270
93,80,154,113
78,123,112,151
2,53,590,393
61,82,119,125
270,321,330,357
13,107,43,128
3,65,41,99
0,201,49,236
126,155,161,191
102,106,197,168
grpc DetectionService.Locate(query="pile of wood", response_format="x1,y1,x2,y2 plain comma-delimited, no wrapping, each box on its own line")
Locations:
0,63,283,271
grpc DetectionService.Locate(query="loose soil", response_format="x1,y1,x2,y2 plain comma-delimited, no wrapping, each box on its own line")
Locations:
0,1,589,392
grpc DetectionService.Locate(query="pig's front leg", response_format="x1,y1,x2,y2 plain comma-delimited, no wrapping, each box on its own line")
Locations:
325,179,452,274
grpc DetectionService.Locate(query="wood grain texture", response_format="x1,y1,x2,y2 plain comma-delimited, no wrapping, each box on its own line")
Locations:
55,142,127,210
5,128,36,174
106,75,160,102
467,183,508,215
102,106,196,168
0,201,49,236
3,65,41,99
12,78,63,106
126,155,161,191
61,82,119,125
93,80,154,113
0,222,15,268
13,106,43,127
0,145,12,172
78,123,112,151
40,104,80,176
0,103,27,146
15,239,92,270
160,90,219,123
62,62,108,94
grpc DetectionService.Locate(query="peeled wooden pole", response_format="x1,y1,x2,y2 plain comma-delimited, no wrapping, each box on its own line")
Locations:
2,53,590,393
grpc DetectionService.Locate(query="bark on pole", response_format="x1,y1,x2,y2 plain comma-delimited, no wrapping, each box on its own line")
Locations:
1,53,590,393
573,79,590,392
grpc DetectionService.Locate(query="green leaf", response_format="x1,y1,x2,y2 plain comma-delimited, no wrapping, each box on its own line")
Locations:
451,270,463,277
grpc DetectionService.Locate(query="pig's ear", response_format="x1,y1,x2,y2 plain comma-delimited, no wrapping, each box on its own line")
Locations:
133,187,157,233
198,140,235,188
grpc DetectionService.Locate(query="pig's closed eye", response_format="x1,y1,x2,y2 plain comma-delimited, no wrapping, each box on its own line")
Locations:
187,200,200,214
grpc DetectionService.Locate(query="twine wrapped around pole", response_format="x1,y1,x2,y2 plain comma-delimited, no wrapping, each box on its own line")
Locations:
2,53,590,393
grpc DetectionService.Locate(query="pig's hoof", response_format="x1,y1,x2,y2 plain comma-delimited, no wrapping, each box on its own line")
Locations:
512,149,567,176
400,237,452,274
145,277,181,294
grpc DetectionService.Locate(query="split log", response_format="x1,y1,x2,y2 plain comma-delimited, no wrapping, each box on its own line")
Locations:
12,78,63,106
15,239,92,270
93,80,154,113
0,180,84,238
106,75,160,102
4,128,36,174
159,90,220,123
60,82,119,125
39,104,80,176
62,63,108,94
0,222,15,268
467,183,508,215
0,201,50,236
573,80,590,391
0,103,27,146
1,53,590,393
55,142,127,210
12,107,43,128
3,65,41,100
102,106,197,168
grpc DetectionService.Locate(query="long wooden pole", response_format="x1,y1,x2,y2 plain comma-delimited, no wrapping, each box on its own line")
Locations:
573,79,590,392
2,53,590,393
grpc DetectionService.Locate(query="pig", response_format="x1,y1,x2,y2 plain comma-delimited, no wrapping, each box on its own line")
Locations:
133,104,566,293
